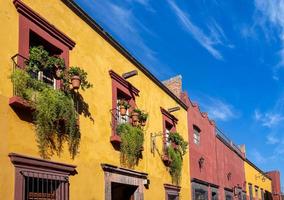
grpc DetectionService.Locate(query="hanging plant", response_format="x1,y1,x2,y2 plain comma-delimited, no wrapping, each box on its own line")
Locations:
116,123,144,168
169,132,188,154
117,99,130,116
68,66,93,90
164,132,188,185
10,46,92,159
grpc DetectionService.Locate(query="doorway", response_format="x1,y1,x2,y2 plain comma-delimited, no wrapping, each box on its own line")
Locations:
111,182,138,200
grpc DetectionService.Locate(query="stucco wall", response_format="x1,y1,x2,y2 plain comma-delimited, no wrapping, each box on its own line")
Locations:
215,137,246,200
187,102,218,185
0,0,190,199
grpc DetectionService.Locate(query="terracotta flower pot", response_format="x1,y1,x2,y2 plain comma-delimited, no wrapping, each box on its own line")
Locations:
119,106,127,116
162,155,172,166
141,120,146,126
71,75,81,89
132,120,140,127
131,112,139,122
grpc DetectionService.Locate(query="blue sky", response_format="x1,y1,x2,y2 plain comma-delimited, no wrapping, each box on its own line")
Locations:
76,0,284,187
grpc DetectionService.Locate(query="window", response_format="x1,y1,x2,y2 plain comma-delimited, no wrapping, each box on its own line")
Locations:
255,187,259,200
211,188,218,200
161,108,178,148
14,0,75,90
249,184,253,200
109,70,139,136
261,189,264,200
225,190,233,200
193,125,201,145
192,182,208,200
165,184,180,200
9,153,77,200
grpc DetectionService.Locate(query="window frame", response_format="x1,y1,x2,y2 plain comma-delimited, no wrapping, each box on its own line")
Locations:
14,0,75,89
161,108,178,149
249,183,253,200
191,181,209,200
9,153,77,200
164,184,181,200
109,70,139,136
193,125,201,145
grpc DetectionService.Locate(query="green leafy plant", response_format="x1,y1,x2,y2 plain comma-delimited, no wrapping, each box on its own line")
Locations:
169,132,188,155
116,123,144,168
35,87,80,159
164,132,188,185
167,146,183,185
139,111,148,122
68,66,93,90
9,46,93,159
117,99,130,109
132,108,142,115
26,46,65,74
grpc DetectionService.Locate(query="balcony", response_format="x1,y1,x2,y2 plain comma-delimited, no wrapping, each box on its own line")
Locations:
9,54,35,113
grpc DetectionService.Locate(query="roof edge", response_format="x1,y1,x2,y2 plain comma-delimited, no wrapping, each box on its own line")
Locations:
60,0,188,110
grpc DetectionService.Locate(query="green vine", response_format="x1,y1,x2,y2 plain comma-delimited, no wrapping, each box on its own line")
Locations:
167,132,188,185
10,46,92,159
116,123,144,168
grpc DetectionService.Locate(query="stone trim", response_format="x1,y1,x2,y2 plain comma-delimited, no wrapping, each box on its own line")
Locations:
101,164,148,200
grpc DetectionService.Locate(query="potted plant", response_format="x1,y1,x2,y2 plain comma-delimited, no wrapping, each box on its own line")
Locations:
131,108,141,122
46,55,65,79
139,111,148,126
68,66,93,90
117,99,130,116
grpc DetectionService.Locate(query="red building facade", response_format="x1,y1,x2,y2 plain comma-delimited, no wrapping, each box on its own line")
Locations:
181,92,246,200
267,171,282,200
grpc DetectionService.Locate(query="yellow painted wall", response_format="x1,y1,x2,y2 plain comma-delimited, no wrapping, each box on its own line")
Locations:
244,161,272,199
0,0,190,199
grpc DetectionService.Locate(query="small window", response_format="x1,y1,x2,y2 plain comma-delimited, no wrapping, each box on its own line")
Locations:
249,184,253,200
193,125,201,145
9,153,76,200
116,90,131,125
211,188,218,200
255,187,259,199
165,121,174,147
165,184,180,200
192,182,208,200
261,189,264,200
225,190,233,200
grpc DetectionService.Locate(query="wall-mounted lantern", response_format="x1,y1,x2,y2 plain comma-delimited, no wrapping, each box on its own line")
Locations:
198,157,205,169
227,172,232,181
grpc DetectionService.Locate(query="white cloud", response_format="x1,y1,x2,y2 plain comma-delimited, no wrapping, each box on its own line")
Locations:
167,0,223,60
266,133,280,144
254,110,284,127
254,0,284,79
250,149,266,164
193,95,239,121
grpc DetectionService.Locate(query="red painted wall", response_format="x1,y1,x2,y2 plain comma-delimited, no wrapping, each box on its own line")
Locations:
215,136,246,198
182,92,246,200
267,171,282,200
185,97,218,185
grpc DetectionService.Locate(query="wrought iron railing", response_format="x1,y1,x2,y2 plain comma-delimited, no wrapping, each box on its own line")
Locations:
110,108,131,131
11,53,55,97
215,127,243,156
21,170,69,200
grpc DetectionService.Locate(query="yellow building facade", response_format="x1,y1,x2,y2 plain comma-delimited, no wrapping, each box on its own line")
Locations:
0,0,191,199
244,160,272,200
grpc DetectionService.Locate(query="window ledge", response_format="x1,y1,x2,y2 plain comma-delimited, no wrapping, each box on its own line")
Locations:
9,96,34,112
